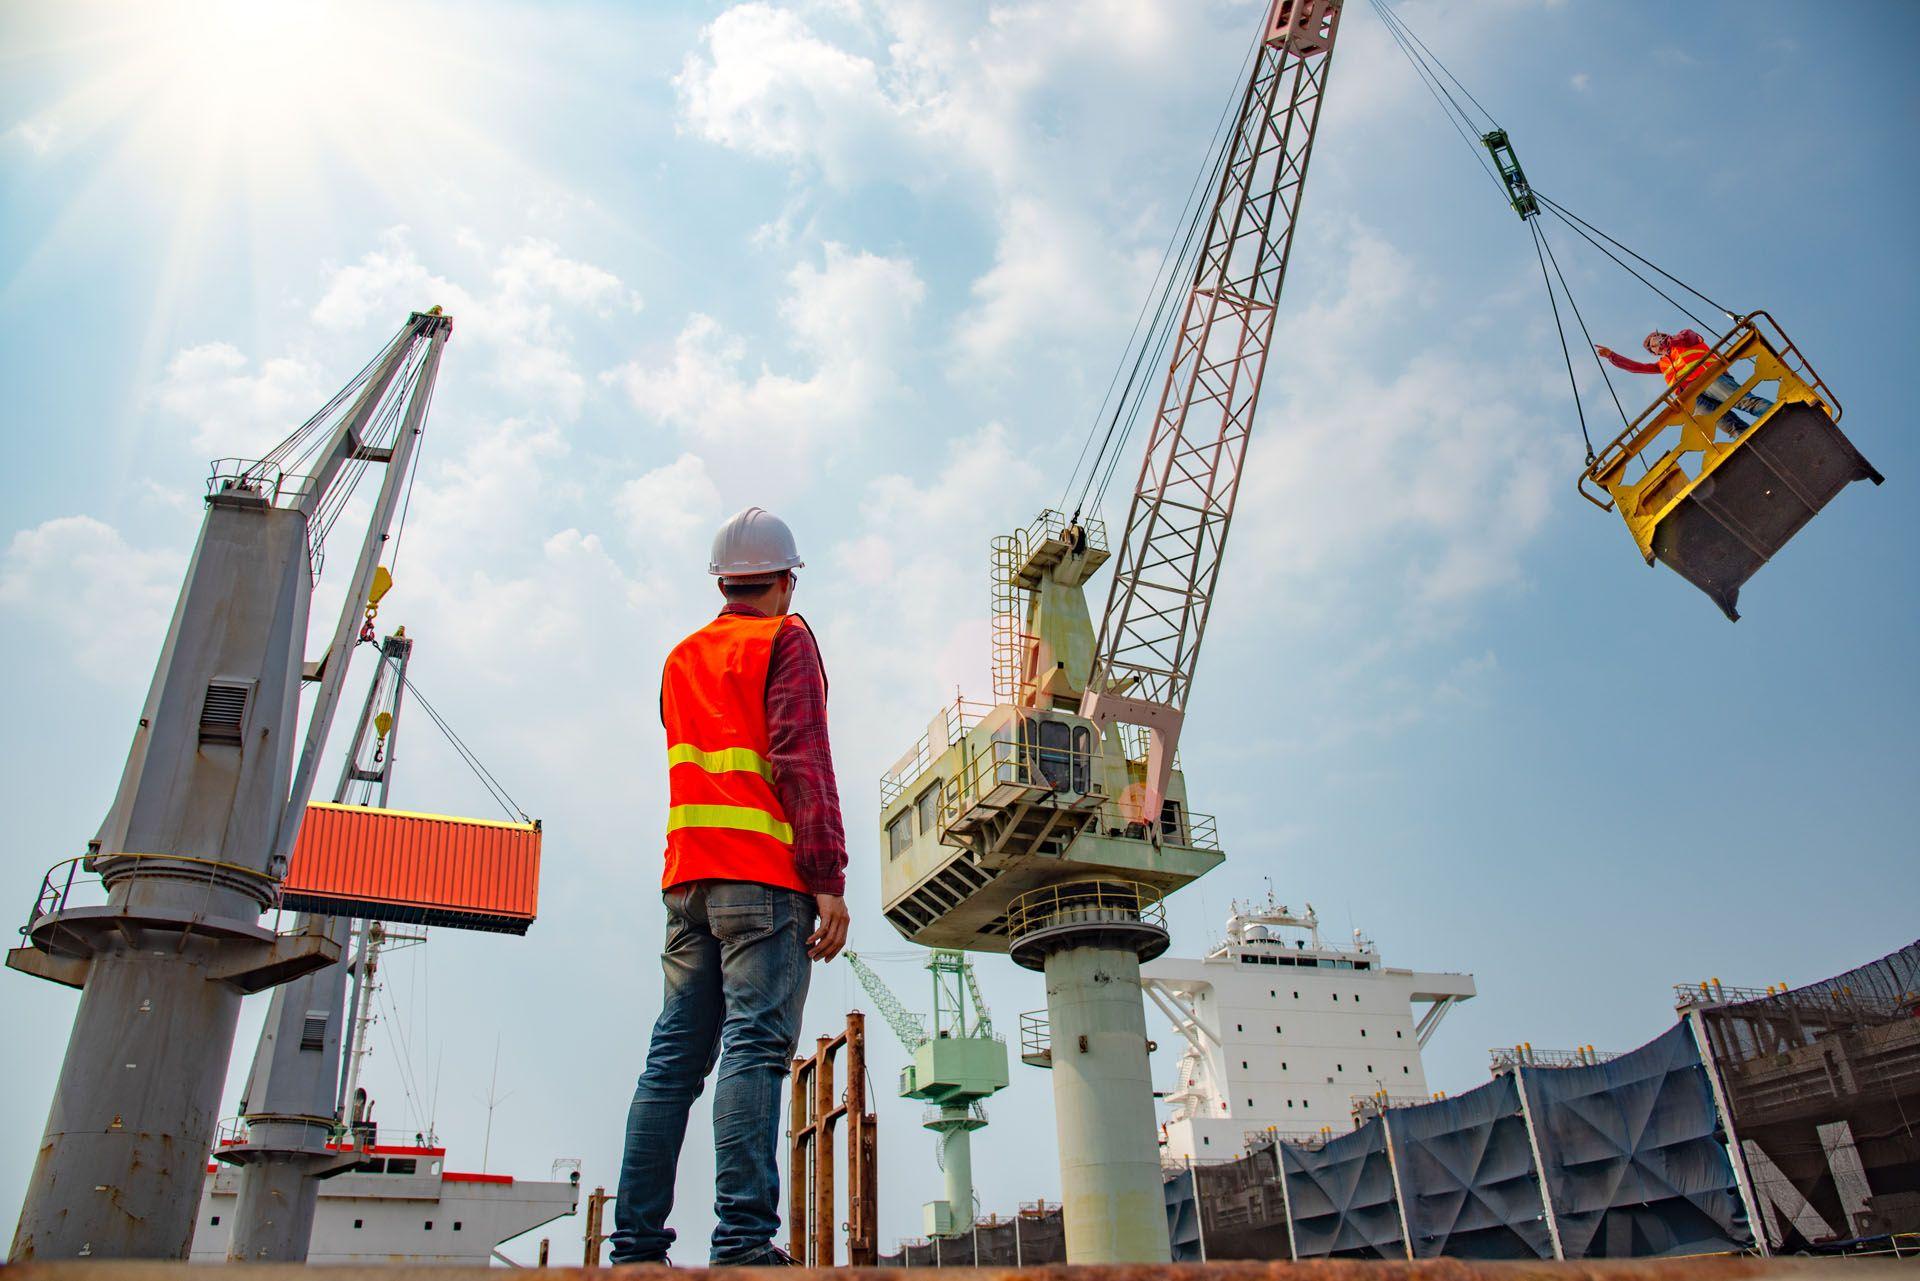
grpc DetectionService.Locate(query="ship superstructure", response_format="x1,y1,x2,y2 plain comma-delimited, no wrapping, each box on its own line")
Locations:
193,1137,577,1265
1145,895,1474,1159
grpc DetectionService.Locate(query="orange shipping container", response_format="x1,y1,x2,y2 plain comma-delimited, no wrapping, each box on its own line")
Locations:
280,803,541,935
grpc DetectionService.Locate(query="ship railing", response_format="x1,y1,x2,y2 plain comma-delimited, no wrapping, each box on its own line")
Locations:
1350,1092,1431,1119
919,1102,989,1128
1018,1010,1050,1067
1672,979,1910,1018
1489,1045,1620,1071
1005,879,1167,943
20,851,287,940
938,734,1106,829
213,1118,435,1151
879,696,997,807
1672,980,1777,1009
1243,1126,1338,1153
1082,799,1219,851
1022,507,1109,554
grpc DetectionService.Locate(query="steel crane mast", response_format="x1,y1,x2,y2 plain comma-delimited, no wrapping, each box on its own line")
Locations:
1083,0,1344,816
6,309,451,1262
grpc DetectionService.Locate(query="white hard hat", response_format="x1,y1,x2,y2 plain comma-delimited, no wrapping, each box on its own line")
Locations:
709,506,805,577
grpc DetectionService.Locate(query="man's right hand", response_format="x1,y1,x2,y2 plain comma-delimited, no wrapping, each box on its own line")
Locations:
1594,344,1614,359
808,895,849,961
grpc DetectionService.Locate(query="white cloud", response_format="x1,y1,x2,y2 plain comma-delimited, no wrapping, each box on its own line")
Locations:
820,420,1046,738
154,342,325,455
1570,70,1591,91
674,0,1192,364
0,517,180,681
675,3,903,184
617,453,723,550
1229,228,1557,622
311,228,639,418
5,117,61,154
604,243,924,455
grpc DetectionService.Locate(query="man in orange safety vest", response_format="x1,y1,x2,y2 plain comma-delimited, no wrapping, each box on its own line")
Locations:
610,506,850,1267
1597,328,1773,435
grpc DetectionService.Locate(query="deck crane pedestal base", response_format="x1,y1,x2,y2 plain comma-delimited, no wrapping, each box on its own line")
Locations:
1010,881,1171,1264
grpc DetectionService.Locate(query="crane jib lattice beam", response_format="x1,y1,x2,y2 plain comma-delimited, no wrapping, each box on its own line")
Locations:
1083,0,1343,808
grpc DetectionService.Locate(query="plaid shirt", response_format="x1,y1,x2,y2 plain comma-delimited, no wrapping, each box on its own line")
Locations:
718,604,847,896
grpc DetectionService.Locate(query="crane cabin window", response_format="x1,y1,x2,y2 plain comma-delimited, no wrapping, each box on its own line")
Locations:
914,782,941,836
887,812,912,860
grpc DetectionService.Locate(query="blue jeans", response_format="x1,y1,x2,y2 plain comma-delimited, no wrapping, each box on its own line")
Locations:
611,881,814,1264
1695,372,1773,434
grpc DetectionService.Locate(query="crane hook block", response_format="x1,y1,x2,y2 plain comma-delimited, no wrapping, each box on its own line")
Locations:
367,566,394,612
1482,129,1539,221
1578,312,1881,620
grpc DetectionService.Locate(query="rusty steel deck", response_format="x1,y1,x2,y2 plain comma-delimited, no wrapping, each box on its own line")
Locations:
2,1258,1911,1279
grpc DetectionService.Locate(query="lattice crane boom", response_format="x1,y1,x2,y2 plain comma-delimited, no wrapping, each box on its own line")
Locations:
845,952,929,1051
1082,0,1344,813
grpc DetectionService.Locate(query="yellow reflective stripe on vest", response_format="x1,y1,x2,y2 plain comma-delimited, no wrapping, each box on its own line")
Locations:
666,804,795,844
667,743,774,780
1664,349,1710,384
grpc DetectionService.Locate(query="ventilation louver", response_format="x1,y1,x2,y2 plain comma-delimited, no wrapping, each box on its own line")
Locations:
199,680,250,745
300,1012,328,1052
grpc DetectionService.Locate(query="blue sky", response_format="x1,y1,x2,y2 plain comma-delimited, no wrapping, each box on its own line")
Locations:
2,0,1914,1262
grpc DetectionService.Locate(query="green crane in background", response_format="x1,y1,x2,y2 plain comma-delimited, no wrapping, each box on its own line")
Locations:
846,950,1010,1238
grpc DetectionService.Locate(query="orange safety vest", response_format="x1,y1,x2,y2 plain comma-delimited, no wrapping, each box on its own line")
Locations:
659,612,809,893
1657,337,1714,389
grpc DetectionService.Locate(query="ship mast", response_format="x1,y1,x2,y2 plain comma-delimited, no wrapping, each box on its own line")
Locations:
223,628,417,1261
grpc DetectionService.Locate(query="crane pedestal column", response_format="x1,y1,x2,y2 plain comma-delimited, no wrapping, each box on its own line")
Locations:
925,1105,985,1235
1010,882,1171,1264
9,869,337,1260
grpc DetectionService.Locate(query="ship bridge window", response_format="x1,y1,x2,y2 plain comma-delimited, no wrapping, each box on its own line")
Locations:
387,1159,418,1175
1355,961,1371,971
887,812,912,861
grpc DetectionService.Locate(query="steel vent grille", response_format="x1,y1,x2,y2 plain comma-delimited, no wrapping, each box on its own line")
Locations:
199,680,250,745
300,1011,328,1051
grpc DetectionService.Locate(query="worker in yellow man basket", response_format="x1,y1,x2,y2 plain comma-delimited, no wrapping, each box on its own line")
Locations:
1596,329,1773,434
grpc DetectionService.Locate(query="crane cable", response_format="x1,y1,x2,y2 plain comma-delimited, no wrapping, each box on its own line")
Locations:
1059,17,1266,524
401,676,531,824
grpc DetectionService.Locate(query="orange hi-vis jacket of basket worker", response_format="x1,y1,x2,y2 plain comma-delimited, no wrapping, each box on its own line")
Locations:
659,610,813,894
1602,329,1716,389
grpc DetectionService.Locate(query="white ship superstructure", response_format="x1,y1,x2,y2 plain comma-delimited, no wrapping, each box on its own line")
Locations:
1145,896,1475,1159
193,1136,578,1264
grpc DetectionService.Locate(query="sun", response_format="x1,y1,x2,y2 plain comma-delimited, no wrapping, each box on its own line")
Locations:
20,1,499,205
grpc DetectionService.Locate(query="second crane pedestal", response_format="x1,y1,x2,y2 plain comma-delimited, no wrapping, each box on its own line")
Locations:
1009,881,1171,1264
